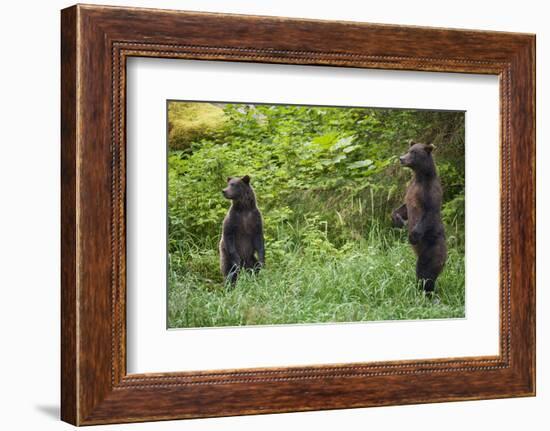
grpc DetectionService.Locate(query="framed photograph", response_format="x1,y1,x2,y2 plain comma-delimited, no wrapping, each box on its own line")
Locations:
61,4,535,425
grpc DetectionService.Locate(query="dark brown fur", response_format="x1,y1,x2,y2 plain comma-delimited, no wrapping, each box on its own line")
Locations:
392,142,447,294
219,175,265,286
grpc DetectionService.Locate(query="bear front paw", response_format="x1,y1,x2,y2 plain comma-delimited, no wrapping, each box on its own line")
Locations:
391,213,405,228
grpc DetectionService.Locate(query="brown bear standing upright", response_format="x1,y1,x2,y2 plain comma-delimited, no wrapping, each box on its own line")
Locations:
219,175,265,286
392,141,447,295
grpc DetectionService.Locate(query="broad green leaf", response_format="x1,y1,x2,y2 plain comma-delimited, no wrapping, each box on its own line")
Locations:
347,159,373,169
331,136,354,151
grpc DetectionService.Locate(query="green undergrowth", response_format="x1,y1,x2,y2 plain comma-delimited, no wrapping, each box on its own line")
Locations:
168,227,465,328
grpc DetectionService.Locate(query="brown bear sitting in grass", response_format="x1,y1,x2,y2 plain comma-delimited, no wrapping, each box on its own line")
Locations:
392,141,447,295
219,175,265,286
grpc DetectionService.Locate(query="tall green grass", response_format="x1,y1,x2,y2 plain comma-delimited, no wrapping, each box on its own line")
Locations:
167,224,465,328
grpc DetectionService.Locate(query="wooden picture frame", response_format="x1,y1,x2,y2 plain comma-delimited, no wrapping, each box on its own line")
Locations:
61,4,535,426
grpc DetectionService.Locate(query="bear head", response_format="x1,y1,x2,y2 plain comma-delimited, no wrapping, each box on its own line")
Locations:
399,141,436,173
222,175,253,203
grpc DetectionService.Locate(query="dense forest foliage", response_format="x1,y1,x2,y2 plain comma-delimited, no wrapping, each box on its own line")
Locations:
167,102,465,328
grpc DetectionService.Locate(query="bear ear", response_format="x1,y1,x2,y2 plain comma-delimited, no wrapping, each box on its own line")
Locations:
226,177,232,183
425,144,435,153
241,175,251,184
408,139,416,147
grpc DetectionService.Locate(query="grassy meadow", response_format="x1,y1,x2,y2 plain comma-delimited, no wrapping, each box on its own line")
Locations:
167,102,465,328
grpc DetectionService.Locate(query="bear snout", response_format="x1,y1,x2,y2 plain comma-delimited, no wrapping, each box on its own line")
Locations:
399,156,407,165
